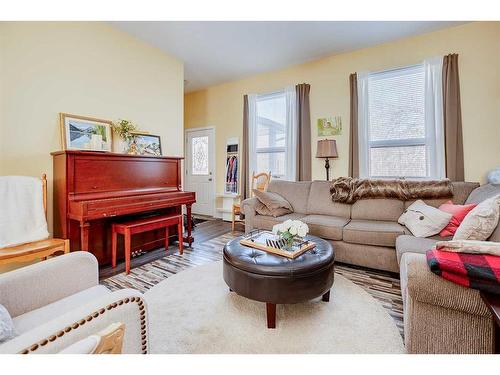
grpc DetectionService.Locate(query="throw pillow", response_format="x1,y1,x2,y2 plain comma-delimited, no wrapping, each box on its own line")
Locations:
0,304,15,343
435,240,500,256
453,194,500,241
59,335,100,354
255,200,292,218
438,201,477,237
253,189,293,217
398,200,453,238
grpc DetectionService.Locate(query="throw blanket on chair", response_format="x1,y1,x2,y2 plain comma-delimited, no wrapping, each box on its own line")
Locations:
330,177,453,204
426,249,500,295
0,176,49,248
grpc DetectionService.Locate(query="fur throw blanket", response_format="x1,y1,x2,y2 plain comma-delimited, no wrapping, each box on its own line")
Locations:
330,177,453,204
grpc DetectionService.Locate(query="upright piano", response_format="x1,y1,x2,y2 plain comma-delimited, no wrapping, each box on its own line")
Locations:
52,150,196,265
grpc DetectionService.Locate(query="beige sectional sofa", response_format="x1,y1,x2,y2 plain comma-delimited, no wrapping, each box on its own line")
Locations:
242,180,500,353
242,180,478,273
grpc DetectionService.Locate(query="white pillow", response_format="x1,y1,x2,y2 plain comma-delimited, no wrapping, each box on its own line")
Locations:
59,335,100,354
398,200,452,238
453,194,500,241
435,240,500,256
0,304,15,343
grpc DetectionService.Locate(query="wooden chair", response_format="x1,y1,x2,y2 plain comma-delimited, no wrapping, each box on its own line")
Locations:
0,174,69,266
232,171,271,232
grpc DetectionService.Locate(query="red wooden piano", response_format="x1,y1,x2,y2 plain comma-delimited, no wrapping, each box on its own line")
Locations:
51,150,196,265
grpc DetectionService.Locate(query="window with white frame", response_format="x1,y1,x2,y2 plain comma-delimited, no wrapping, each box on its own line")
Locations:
358,58,445,179
248,87,297,181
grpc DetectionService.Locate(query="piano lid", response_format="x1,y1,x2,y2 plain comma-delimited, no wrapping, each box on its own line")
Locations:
53,150,184,195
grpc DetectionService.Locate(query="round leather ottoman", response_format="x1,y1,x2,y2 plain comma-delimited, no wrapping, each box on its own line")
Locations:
223,235,335,328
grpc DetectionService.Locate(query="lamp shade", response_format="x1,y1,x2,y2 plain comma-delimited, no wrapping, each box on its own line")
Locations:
316,139,338,158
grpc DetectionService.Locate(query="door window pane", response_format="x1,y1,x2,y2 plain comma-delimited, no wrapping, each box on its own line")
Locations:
192,136,209,175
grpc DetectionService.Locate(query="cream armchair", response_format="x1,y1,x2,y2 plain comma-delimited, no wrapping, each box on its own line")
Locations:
0,252,148,354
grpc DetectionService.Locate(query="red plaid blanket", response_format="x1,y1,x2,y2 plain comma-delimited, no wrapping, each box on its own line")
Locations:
426,249,500,295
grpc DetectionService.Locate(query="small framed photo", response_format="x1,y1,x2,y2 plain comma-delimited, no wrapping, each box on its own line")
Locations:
317,116,342,136
131,132,162,156
60,113,113,152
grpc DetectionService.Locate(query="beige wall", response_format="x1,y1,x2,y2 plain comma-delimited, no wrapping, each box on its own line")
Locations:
0,22,184,233
185,22,500,195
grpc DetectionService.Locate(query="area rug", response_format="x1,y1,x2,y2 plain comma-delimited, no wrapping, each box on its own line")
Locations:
144,261,405,354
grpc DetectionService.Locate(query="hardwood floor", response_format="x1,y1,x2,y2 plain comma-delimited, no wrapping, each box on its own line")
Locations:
100,219,404,337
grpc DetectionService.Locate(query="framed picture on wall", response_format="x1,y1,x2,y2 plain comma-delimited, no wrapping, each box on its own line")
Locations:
317,116,342,136
60,113,113,152
131,132,162,156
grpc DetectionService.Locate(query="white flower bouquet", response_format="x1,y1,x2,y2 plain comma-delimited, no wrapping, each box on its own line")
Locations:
272,219,309,249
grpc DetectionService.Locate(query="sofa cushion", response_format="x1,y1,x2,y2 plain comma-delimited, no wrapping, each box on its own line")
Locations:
267,180,311,214
398,200,453,238
404,182,480,209
449,182,481,205
255,201,292,218
465,183,500,205
301,215,349,241
351,199,404,221
465,184,500,242
253,191,293,217
343,220,408,247
489,223,500,242
306,181,350,218
404,198,453,209
13,285,110,335
395,235,439,265
253,189,292,211
252,213,306,232
438,201,477,237
453,195,500,241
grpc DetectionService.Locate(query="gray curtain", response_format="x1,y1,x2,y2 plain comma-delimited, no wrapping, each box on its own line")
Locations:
348,73,359,178
242,95,250,199
442,54,465,181
295,84,312,181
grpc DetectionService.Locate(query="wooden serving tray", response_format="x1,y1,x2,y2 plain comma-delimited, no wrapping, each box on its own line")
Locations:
240,231,316,259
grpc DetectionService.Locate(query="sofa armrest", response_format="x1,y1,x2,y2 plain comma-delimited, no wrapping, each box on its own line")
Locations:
0,288,148,354
402,252,490,317
0,252,99,318
241,197,260,233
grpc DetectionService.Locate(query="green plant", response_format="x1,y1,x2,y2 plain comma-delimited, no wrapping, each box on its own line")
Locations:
112,119,137,142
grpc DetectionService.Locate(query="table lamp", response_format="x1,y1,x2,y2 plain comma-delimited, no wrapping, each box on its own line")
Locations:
316,139,338,181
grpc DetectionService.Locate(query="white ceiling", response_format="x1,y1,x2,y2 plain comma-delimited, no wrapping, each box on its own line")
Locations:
112,21,465,93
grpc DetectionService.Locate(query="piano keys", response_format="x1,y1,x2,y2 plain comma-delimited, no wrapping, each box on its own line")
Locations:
51,150,196,265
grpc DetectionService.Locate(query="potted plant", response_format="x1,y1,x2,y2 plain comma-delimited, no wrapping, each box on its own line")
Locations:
112,119,138,154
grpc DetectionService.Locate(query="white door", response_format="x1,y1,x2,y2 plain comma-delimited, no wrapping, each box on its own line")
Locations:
185,128,215,216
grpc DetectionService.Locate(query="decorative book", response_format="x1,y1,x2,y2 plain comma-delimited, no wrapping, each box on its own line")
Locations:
239,230,316,259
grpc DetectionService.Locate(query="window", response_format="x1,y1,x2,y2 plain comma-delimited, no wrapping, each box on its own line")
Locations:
191,135,209,175
248,87,296,181
358,58,445,179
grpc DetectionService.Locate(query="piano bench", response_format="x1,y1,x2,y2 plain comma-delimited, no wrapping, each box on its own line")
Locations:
111,214,183,274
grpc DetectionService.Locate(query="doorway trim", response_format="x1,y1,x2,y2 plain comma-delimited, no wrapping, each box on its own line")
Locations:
184,126,216,217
